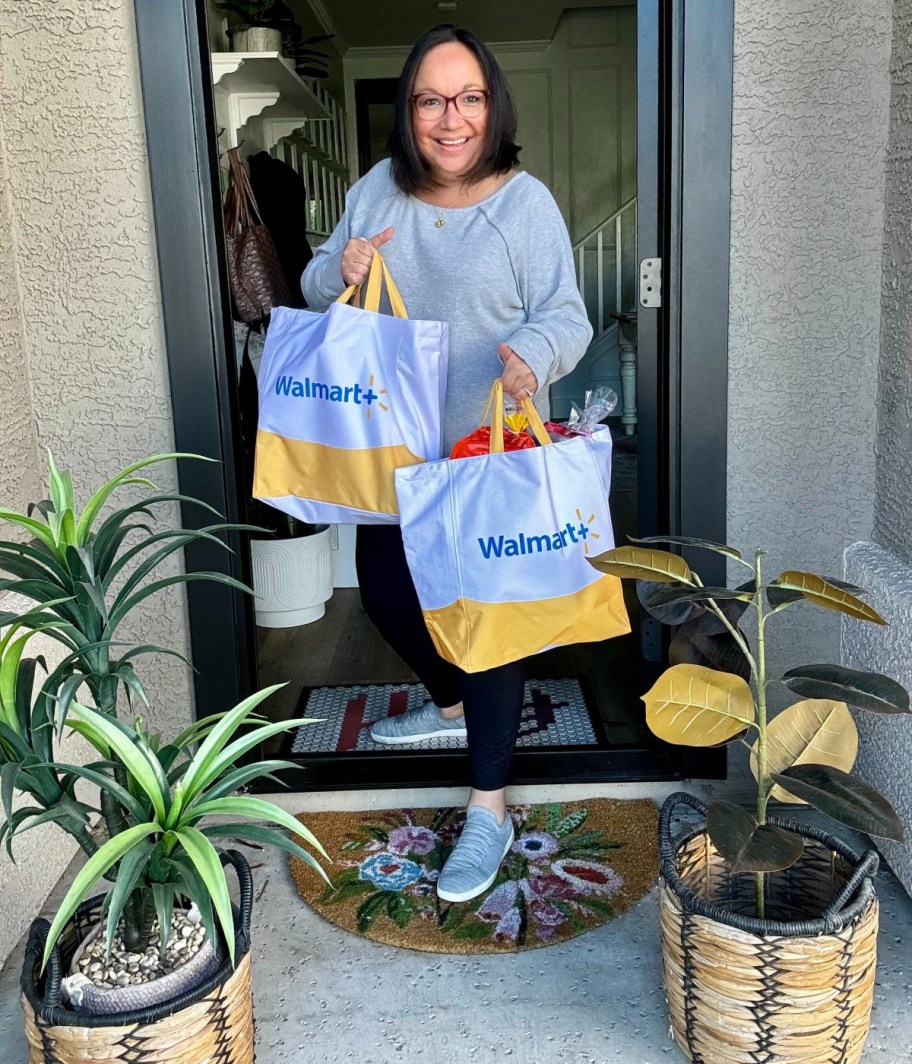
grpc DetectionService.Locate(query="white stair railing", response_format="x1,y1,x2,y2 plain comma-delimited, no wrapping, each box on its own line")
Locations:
572,196,637,337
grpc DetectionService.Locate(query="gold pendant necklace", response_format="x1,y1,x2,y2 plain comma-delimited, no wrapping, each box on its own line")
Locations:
433,187,469,228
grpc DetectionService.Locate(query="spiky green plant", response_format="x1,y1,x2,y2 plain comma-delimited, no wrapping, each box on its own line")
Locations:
40,686,327,971
0,452,327,965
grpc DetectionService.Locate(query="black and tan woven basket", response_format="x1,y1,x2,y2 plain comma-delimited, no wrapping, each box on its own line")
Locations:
20,850,255,1064
658,792,880,1064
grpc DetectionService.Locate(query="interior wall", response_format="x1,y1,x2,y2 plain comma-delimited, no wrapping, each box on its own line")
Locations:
0,0,196,964
726,0,892,671
341,8,636,239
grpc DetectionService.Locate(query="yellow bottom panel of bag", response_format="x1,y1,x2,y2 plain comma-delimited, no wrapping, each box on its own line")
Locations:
422,574,631,673
253,429,424,516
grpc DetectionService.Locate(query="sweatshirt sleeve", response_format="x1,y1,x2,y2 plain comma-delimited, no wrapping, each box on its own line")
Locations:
300,205,351,310
501,182,593,390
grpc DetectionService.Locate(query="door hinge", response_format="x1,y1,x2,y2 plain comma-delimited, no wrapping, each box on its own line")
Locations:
639,258,662,308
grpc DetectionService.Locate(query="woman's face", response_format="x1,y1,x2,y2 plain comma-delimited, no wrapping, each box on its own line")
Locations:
411,42,489,185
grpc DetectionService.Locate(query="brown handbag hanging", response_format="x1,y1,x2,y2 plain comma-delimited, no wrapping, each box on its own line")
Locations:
223,147,292,325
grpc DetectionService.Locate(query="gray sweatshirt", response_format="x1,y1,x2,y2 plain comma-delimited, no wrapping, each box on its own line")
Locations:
301,159,593,453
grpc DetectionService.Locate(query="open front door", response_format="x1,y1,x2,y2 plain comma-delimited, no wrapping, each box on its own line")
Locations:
133,0,733,789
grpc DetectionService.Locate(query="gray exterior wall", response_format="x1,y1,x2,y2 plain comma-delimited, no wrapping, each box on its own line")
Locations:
727,1,892,671
873,0,912,567
0,0,195,965
843,0,912,893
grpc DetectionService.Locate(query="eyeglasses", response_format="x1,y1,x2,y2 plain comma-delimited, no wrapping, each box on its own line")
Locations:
411,90,490,120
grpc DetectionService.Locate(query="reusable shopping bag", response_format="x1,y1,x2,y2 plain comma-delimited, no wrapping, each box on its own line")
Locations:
253,251,448,524
394,381,631,672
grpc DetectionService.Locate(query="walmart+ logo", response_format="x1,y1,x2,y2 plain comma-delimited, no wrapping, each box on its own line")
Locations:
477,508,601,560
275,373,388,420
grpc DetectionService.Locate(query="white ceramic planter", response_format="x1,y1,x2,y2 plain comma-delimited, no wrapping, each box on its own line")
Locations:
251,527,333,627
231,27,283,53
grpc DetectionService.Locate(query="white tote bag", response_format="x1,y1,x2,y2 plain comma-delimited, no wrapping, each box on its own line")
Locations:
253,251,448,524
395,381,631,672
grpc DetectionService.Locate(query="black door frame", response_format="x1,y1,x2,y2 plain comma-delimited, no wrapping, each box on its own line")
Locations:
132,0,732,786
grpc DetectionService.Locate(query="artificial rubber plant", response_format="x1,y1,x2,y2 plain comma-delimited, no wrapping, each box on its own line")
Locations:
589,536,908,916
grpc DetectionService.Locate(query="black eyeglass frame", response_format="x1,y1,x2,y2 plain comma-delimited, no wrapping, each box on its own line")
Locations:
410,90,491,117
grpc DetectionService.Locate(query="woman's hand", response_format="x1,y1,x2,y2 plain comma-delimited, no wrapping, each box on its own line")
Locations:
341,227,395,286
498,343,539,404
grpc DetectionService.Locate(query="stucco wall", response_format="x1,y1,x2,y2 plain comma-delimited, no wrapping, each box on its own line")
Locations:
727,1,892,670
873,0,912,566
843,0,912,894
0,111,42,514
0,0,195,965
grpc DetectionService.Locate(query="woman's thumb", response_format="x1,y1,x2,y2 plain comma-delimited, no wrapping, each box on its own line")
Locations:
497,343,513,364
370,227,395,249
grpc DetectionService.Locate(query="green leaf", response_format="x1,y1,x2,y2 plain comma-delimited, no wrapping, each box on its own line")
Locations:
104,842,154,958
772,764,904,841
176,686,285,810
781,664,910,715
706,799,804,873
75,453,215,545
49,761,148,822
107,528,237,608
173,826,236,966
69,704,168,823
193,760,296,804
167,853,218,958
187,795,329,863
41,823,158,970
0,509,59,552
151,883,175,959
637,580,704,626
201,822,328,881
635,585,754,610
107,572,253,634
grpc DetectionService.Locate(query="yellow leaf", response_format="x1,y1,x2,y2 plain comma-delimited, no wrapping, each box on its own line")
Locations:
751,699,858,803
588,545,693,584
773,571,886,625
642,664,755,746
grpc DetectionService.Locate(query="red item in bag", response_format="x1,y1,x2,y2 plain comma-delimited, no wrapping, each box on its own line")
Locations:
450,427,536,460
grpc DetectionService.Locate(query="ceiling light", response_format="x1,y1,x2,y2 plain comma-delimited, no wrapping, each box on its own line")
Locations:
437,2,458,11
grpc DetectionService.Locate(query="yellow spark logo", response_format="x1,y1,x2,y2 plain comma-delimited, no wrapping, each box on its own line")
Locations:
575,508,601,555
364,374,389,421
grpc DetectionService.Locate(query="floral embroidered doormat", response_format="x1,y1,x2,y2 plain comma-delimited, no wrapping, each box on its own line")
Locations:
288,799,658,953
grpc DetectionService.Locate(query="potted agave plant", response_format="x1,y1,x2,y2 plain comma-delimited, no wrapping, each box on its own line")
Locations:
590,537,908,1064
0,452,328,1064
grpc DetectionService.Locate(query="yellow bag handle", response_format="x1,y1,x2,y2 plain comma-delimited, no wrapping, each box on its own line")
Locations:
520,395,552,447
336,250,408,319
477,379,552,455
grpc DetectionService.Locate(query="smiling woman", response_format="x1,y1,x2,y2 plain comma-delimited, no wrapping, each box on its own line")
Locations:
301,22,594,904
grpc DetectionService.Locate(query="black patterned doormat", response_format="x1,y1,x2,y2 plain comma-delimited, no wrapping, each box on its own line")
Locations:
286,679,599,754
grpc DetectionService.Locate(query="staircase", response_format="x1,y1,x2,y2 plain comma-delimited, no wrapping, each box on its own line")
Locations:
551,198,638,433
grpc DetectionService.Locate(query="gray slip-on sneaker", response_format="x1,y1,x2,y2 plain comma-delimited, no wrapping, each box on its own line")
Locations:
369,701,468,745
436,806,515,903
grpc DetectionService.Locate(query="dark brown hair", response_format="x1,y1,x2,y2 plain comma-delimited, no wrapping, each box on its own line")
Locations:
389,24,521,194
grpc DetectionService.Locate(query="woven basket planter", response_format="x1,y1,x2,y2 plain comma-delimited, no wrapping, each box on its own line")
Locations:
20,850,255,1064
658,792,880,1064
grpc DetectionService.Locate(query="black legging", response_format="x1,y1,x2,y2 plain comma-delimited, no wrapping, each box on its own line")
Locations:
356,524,525,790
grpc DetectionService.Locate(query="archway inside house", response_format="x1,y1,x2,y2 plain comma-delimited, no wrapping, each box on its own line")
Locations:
206,0,653,786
